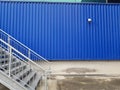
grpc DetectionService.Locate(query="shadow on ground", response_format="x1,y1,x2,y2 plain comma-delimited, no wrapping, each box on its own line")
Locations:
0,83,9,90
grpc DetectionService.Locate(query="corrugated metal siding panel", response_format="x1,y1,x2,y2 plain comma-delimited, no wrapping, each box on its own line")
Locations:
82,0,105,2
0,0,106,2
0,2,120,60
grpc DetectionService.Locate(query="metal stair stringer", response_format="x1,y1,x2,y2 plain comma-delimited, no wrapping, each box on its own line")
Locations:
0,70,28,90
0,29,51,90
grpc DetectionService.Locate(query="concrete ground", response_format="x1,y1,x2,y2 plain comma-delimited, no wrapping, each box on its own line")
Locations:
1,61,120,90
49,61,120,75
37,61,120,90
56,76,120,90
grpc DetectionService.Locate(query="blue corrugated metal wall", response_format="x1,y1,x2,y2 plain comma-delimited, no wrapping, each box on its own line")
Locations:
0,1,120,60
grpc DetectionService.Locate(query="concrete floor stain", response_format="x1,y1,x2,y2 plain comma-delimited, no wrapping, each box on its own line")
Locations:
57,77,120,90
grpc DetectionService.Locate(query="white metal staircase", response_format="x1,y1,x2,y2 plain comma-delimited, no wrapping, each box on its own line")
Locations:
0,29,50,90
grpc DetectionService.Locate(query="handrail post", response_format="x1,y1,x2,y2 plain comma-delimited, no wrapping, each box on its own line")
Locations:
44,71,48,90
8,36,10,50
28,49,31,59
28,49,31,69
9,47,12,77
8,36,12,77
0,31,1,47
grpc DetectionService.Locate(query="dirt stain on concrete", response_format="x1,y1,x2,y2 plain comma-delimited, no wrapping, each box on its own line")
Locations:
64,68,96,74
57,77,120,90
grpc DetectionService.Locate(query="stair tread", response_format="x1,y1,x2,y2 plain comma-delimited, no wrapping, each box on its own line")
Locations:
30,74,42,89
0,57,16,63
0,59,18,71
22,71,36,84
5,63,26,74
15,67,31,79
1,60,20,67
0,51,5,54
0,54,8,56
0,58,9,61
0,47,45,90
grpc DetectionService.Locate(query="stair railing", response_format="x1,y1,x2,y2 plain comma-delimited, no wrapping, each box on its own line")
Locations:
0,40,39,90
0,29,50,70
0,29,51,90
0,66,34,90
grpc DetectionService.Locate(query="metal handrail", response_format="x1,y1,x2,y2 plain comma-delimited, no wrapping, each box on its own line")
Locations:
0,29,50,90
0,29,49,63
0,39,45,90
0,29,50,69
0,39,45,71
